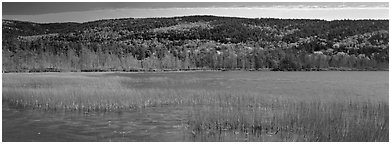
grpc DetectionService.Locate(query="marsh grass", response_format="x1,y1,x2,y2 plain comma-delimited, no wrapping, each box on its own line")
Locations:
2,72,388,141
187,99,388,141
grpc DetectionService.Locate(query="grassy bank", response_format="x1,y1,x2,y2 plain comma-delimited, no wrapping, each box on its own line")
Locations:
2,72,388,141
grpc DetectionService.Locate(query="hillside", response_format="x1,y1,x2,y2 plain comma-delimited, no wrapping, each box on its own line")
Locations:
2,15,389,72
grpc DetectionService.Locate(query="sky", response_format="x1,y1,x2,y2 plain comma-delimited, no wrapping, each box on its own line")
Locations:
2,2,389,23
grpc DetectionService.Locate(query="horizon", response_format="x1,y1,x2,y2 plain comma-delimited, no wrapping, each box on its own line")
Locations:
2,2,389,23
2,14,390,24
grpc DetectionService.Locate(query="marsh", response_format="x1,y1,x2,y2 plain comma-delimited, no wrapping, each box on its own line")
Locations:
2,71,389,141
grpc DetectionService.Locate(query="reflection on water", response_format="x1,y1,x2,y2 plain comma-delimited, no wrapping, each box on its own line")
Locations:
2,103,190,142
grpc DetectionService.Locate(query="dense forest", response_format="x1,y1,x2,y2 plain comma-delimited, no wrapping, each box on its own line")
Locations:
2,15,389,72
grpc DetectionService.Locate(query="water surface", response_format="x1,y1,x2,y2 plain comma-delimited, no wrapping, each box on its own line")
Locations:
2,71,388,141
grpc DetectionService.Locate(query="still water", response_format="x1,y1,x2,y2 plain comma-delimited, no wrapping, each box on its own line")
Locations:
3,103,190,142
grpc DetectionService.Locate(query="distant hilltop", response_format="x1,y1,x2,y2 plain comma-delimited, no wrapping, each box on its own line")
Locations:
2,15,389,72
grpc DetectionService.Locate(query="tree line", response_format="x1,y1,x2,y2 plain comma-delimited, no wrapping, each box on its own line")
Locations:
3,38,387,72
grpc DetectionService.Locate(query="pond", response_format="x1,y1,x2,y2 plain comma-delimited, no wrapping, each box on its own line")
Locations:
2,71,388,141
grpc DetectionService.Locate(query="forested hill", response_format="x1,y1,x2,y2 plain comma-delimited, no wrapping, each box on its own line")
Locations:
2,15,389,72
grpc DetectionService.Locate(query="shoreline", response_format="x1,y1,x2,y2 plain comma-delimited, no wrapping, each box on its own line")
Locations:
2,67,388,74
